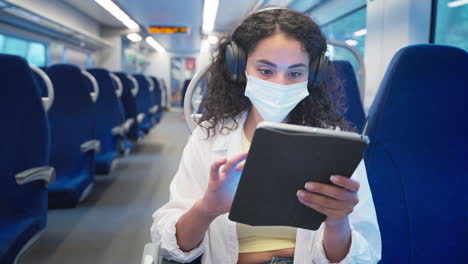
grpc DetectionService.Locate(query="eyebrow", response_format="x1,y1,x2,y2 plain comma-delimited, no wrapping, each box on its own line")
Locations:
256,59,307,69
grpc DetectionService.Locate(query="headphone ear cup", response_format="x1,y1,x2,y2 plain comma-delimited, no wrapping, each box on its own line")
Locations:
308,66,315,88
237,44,247,82
225,42,238,81
309,55,328,89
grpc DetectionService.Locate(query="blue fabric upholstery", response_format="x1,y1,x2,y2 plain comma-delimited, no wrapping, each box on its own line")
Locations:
332,60,366,133
45,64,97,208
31,71,47,98
180,79,191,108
114,72,143,141
0,54,49,263
0,218,39,264
364,44,468,263
88,68,126,173
150,76,163,122
134,74,154,132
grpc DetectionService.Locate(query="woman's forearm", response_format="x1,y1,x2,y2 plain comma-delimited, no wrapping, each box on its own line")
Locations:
322,217,352,263
175,199,218,252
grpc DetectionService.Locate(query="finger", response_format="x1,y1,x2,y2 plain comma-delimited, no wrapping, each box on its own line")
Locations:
304,182,355,201
297,194,350,218
296,190,354,210
221,152,248,174
330,176,360,193
235,160,246,171
210,158,227,180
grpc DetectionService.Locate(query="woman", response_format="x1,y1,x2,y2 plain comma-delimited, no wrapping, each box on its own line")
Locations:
151,7,381,264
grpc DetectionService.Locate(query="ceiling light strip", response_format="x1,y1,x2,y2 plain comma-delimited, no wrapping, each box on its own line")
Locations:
145,36,166,53
202,0,219,33
448,0,468,7
95,0,139,30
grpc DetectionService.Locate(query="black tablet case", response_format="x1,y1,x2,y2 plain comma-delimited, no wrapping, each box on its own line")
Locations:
228,124,368,230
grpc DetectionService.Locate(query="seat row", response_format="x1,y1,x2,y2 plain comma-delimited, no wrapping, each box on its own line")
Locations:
33,64,165,207
0,54,166,264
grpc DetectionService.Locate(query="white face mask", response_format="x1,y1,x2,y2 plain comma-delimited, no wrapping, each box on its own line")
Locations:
244,74,309,123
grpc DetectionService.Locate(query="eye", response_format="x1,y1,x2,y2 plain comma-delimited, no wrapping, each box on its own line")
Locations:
258,69,273,76
289,72,304,78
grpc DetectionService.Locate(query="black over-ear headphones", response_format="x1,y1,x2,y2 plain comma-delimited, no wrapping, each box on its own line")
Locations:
224,7,329,89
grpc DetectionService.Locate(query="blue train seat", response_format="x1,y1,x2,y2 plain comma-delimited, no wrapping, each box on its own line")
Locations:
158,78,169,111
332,60,366,133
146,76,160,124
133,74,155,133
87,68,130,173
31,67,48,98
150,76,163,122
180,79,191,108
0,55,55,263
364,44,468,263
45,64,100,208
109,73,134,154
114,72,144,141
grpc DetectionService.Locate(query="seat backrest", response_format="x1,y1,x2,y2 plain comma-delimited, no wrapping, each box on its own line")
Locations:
32,68,47,98
332,60,366,133
0,54,49,223
364,44,468,263
114,72,138,119
114,72,141,139
88,68,126,153
46,64,96,176
150,76,162,108
158,78,168,108
133,74,153,114
181,79,191,107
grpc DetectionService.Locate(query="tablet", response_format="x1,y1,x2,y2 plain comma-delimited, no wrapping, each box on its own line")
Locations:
228,121,369,230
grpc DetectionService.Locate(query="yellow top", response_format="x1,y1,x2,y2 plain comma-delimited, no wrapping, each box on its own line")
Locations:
237,129,296,253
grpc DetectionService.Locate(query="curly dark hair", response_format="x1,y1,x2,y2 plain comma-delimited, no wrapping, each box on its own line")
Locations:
198,7,350,137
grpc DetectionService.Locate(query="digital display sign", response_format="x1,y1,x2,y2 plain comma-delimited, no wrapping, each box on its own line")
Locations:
148,26,189,34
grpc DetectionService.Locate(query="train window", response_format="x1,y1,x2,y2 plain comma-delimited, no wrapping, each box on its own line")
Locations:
433,0,468,52
0,33,46,66
27,43,47,67
321,7,366,81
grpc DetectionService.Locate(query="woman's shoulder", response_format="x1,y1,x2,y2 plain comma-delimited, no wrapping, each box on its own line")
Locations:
193,114,245,138
190,114,245,149
189,121,225,150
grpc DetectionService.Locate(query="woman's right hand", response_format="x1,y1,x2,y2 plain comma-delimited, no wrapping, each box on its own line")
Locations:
196,152,248,217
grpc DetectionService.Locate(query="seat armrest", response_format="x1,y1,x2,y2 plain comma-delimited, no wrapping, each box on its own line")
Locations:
81,139,101,153
191,113,202,124
112,126,125,136
112,118,135,136
141,243,160,264
137,113,146,124
123,118,134,132
149,105,159,114
15,166,56,185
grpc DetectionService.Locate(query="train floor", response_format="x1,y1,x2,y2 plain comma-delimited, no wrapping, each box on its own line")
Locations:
20,110,189,264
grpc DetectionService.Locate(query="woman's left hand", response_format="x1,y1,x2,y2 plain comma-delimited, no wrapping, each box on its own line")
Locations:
297,175,360,225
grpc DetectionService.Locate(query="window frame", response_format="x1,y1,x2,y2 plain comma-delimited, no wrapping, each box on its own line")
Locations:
429,0,439,43
429,0,468,50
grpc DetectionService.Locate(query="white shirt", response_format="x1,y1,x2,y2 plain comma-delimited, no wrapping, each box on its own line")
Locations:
151,113,381,264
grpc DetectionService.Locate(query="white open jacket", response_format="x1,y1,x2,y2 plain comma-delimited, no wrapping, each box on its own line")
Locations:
151,113,381,264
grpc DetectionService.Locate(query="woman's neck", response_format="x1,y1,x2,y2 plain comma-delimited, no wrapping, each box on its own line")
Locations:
243,106,290,141
243,107,263,142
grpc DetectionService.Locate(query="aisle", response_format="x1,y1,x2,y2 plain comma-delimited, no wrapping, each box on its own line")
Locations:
20,111,190,264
